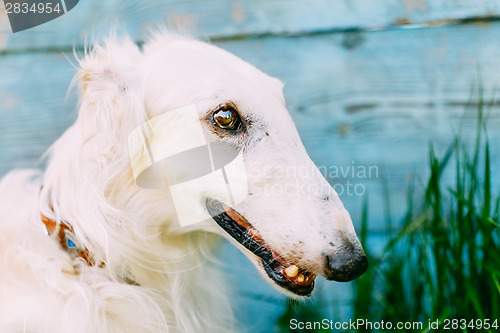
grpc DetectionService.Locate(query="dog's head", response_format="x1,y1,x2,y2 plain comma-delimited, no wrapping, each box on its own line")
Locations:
72,32,367,297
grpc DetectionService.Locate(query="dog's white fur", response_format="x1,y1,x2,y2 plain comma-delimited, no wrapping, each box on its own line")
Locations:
0,31,363,332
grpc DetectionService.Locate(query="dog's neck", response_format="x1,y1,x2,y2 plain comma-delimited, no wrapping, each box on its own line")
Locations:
39,137,236,332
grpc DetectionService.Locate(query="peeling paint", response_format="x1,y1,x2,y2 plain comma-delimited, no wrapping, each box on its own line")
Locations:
345,103,377,113
167,14,198,33
336,123,353,137
232,2,246,24
0,92,19,110
342,31,365,50
402,0,428,13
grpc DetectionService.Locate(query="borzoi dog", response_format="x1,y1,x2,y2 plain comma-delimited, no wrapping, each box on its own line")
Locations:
0,31,367,332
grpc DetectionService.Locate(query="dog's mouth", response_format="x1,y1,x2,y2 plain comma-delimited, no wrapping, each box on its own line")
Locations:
205,198,315,296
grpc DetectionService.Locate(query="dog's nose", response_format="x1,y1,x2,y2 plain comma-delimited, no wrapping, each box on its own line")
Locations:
324,248,368,282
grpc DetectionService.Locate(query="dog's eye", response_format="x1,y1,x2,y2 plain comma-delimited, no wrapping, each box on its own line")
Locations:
212,104,242,131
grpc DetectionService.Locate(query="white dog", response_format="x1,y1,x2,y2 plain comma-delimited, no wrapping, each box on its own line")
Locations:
0,31,367,333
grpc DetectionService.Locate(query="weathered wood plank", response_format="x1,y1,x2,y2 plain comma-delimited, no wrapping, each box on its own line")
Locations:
2,0,500,53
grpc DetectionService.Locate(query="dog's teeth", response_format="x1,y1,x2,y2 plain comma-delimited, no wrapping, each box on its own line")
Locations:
284,265,299,278
248,228,260,238
297,274,305,283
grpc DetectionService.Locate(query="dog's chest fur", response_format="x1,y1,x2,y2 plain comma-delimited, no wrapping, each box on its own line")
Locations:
0,170,235,333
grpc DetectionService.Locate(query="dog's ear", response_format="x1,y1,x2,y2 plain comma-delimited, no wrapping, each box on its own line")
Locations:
75,36,144,135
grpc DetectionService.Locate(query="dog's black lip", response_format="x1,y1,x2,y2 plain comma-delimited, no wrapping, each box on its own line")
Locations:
205,198,314,296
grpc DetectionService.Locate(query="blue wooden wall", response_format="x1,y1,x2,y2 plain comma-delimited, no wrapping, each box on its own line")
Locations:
1,1,500,331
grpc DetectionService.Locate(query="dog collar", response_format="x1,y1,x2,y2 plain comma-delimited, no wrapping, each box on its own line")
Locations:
41,211,103,267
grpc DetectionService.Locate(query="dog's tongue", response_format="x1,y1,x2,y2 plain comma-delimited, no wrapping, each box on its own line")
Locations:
222,203,264,243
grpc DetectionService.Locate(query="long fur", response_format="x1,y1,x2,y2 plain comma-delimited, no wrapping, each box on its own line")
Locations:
0,34,234,333
0,30,365,332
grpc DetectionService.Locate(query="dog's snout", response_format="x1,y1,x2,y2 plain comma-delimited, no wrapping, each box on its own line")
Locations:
324,246,368,282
